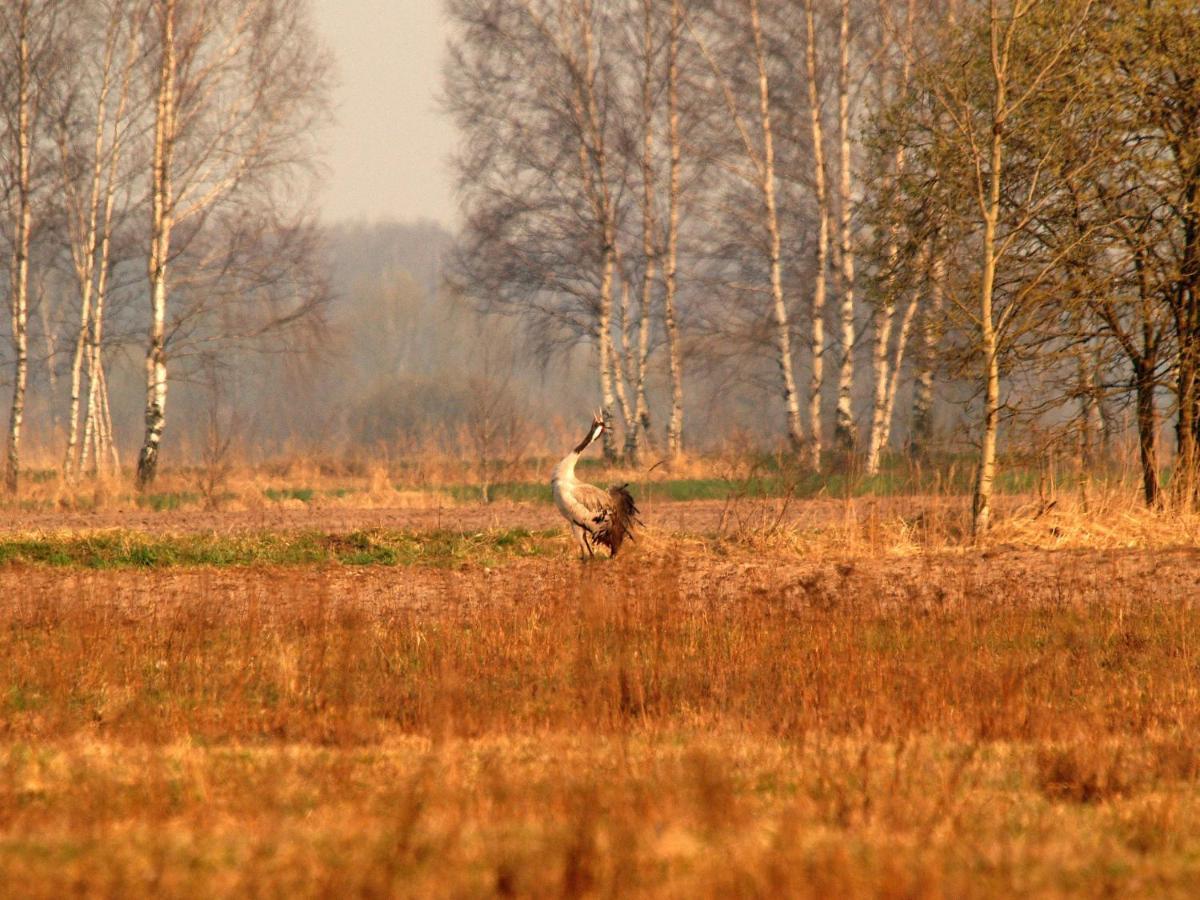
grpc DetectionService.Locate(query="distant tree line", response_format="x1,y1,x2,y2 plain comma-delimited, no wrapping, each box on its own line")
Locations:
445,0,1200,532
0,0,330,492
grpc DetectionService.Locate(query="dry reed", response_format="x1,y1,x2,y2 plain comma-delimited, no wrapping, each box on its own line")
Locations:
1,539,1199,896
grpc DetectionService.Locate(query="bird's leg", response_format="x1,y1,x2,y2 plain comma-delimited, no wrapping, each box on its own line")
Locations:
571,523,589,560
584,531,595,559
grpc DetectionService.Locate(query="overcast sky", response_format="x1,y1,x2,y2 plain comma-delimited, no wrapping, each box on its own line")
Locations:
311,0,456,227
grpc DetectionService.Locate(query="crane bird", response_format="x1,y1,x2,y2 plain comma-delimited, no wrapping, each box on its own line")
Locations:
552,412,640,559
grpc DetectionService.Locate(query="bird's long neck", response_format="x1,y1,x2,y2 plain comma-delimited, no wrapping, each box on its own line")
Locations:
572,429,597,455
555,427,599,482
554,449,582,483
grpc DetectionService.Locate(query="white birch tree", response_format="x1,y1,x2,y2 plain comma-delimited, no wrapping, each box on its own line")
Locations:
662,0,685,460
135,0,330,488
690,0,805,453
863,0,915,476
56,0,144,483
0,1,60,494
901,0,1095,533
801,0,831,471
447,0,634,461
908,247,944,458
831,0,857,456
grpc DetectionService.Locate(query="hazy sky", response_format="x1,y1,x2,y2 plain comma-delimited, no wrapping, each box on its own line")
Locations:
311,0,456,227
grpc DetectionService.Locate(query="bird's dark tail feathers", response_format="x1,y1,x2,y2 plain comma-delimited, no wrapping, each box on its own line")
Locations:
595,483,641,558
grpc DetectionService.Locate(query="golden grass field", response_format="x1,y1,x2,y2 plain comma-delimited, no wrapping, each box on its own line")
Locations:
2,464,1200,897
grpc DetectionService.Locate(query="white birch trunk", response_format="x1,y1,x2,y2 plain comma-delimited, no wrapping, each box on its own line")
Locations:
663,0,684,460
83,172,120,478
65,6,134,482
99,362,120,474
88,164,123,477
864,185,912,476
832,0,857,455
879,289,919,454
973,4,1008,537
81,358,98,475
598,246,619,460
864,292,895,475
105,383,119,473
6,9,33,495
137,0,177,489
632,0,657,463
85,268,116,475
62,34,116,483
804,0,830,472
864,225,901,477
555,0,622,461
976,285,1000,536
750,0,804,453
65,274,95,482
614,268,637,448
569,110,616,460
864,2,915,477
910,247,943,458
85,356,118,476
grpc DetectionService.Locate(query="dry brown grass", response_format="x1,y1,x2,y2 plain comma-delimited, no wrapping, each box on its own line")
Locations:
0,443,923,513
2,536,1200,896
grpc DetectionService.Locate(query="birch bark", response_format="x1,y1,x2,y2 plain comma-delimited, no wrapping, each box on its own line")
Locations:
864,1,915,477
971,3,1009,537
878,288,919,456
689,0,803,453
663,0,684,460
137,0,177,489
864,264,896,475
832,0,857,455
631,0,657,463
749,0,804,452
803,0,829,471
910,247,943,458
571,0,621,460
613,267,637,451
129,0,328,486
62,6,132,483
85,95,127,479
5,4,34,495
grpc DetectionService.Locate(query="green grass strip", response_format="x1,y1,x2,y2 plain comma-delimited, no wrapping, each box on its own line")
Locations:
0,528,560,570
425,464,1093,506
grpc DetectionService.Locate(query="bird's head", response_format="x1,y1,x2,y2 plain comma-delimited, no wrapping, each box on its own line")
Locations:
588,409,606,444
571,410,607,454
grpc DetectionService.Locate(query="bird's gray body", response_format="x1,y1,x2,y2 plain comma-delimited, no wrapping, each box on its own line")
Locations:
551,419,639,558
